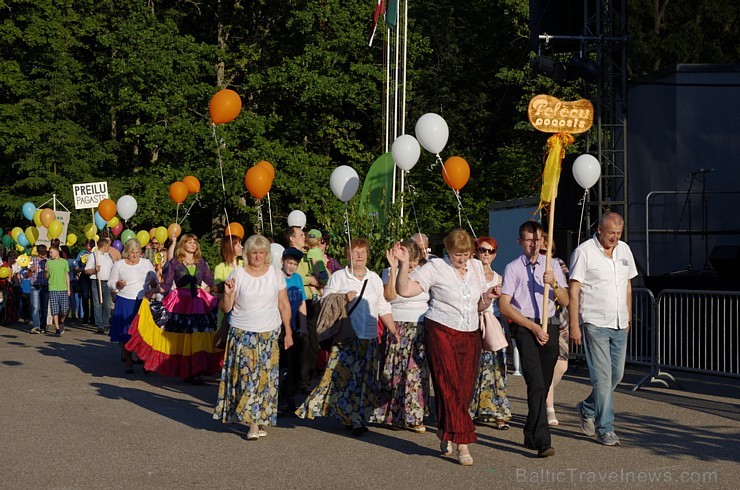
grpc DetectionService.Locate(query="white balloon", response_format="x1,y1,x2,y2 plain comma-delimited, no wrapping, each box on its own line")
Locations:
415,113,449,154
572,154,601,189
116,195,138,220
391,134,421,172
287,210,307,228
270,243,285,269
330,166,360,202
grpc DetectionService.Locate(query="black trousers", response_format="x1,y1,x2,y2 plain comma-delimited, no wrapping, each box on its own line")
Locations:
512,321,560,450
299,299,321,391
78,276,92,323
279,330,304,410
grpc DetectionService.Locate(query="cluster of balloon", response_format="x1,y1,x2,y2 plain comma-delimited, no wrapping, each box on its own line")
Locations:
442,156,471,191
572,154,601,190
169,175,200,205
245,160,275,200
330,166,360,202
287,210,307,228
210,89,242,125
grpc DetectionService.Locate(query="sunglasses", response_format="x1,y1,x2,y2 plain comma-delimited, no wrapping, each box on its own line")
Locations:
477,247,496,255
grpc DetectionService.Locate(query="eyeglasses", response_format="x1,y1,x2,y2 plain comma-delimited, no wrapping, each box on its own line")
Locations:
151,241,159,245
478,247,496,255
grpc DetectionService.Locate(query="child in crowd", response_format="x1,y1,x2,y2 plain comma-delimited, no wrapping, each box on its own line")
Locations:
278,247,307,414
45,246,70,336
305,229,329,292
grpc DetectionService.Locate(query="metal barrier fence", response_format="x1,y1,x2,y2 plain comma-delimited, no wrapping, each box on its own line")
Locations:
568,288,739,390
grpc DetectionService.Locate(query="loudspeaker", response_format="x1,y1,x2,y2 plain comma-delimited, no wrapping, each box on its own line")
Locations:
529,0,586,52
709,245,740,276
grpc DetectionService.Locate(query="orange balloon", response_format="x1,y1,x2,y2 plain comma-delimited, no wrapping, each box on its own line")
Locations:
442,156,471,191
182,175,201,194
167,223,182,238
149,227,157,240
224,222,245,239
169,182,189,204
39,208,56,228
98,199,117,222
244,165,272,200
209,89,242,124
256,160,275,181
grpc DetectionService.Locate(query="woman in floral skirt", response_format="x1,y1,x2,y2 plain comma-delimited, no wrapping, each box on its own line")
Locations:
370,240,429,432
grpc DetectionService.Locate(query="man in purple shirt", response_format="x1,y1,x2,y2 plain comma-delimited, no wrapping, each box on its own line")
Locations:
499,221,569,458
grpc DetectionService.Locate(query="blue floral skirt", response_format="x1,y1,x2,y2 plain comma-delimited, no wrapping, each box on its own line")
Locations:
470,349,511,422
369,321,429,427
295,338,378,427
213,328,280,427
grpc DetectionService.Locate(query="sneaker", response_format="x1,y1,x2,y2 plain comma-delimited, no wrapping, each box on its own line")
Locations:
576,401,596,436
597,431,620,446
30,327,42,334
547,407,559,426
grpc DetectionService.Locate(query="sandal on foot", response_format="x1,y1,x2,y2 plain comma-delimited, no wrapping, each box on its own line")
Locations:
495,421,511,430
457,451,474,466
409,425,426,434
439,440,452,456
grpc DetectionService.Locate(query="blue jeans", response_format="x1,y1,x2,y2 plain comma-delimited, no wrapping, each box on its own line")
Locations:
91,280,112,330
580,324,628,435
30,285,49,329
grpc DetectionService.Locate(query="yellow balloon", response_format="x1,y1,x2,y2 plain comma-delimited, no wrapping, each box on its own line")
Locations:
136,230,150,247
15,244,24,252
66,233,78,247
107,216,119,228
84,223,97,240
94,234,100,242
48,220,63,239
0,266,9,279
11,227,23,240
17,254,31,268
25,226,39,245
154,226,168,244
33,209,43,227
80,253,89,264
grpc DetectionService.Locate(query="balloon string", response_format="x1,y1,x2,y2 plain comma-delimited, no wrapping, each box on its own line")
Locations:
212,124,227,193
176,203,180,224
267,192,274,238
577,188,588,245
178,196,200,226
431,153,443,171
344,204,353,272
452,189,477,240
257,199,264,235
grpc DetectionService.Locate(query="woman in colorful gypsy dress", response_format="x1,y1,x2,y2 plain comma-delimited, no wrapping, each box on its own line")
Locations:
108,239,154,374
296,237,399,435
126,233,221,383
370,240,430,433
213,234,293,440
469,236,512,429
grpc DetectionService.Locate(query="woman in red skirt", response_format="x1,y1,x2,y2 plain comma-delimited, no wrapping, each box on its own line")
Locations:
394,229,498,466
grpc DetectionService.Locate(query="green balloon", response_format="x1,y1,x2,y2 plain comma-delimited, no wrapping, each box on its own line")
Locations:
0,227,4,236
2,234,13,248
121,229,136,244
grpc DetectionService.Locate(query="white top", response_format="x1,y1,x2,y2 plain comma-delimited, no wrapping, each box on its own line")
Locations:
324,267,392,340
410,257,487,332
569,235,638,329
85,251,114,281
381,268,429,323
108,259,154,300
228,266,286,333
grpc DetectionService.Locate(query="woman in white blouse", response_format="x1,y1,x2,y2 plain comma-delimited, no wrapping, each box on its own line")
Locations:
395,229,497,467
213,234,292,441
370,240,430,432
296,237,399,435
108,239,154,374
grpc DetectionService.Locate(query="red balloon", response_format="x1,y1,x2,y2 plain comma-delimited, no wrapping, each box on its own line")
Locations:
169,182,189,204
244,165,272,200
209,89,242,124
98,199,117,222
111,222,124,237
442,156,471,191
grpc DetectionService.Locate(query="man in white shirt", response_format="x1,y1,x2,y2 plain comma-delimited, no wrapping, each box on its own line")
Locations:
569,212,638,446
85,238,114,334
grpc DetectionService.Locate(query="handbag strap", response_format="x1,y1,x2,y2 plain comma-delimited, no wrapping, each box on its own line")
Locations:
347,279,368,317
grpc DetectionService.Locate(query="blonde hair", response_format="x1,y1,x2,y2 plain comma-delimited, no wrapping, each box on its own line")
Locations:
244,234,272,266
122,239,142,260
175,233,202,263
443,228,475,254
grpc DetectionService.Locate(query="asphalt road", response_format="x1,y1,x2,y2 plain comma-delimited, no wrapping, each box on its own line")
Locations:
1,319,738,489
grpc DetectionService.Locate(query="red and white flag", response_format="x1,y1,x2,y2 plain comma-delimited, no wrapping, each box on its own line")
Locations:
368,0,386,46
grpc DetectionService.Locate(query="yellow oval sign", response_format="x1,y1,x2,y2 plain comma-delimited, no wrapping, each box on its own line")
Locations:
528,94,594,134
